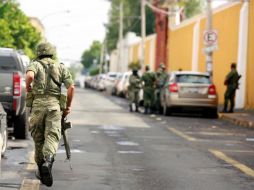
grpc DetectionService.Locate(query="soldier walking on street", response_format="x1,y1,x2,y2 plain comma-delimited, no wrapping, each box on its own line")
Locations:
128,68,141,112
141,65,156,114
25,42,75,187
154,63,168,113
222,63,240,113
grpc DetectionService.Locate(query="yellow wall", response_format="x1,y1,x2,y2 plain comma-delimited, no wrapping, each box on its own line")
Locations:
168,23,194,71
145,39,151,67
132,44,140,63
198,4,241,104
246,0,254,108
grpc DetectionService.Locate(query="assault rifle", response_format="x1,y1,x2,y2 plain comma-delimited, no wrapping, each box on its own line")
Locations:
61,117,72,170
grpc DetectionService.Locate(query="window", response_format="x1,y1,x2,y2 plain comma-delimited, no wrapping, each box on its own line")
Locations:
0,56,17,71
176,74,211,84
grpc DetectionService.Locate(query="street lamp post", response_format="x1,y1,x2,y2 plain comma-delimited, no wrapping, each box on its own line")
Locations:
141,0,146,70
117,1,124,72
206,0,213,77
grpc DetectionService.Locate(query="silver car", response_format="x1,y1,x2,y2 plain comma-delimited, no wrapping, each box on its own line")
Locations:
160,71,218,118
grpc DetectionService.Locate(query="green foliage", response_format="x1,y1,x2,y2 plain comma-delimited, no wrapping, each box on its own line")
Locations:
0,1,42,58
89,67,100,76
106,0,155,52
179,0,205,19
81,41,102,69
128,61,141,71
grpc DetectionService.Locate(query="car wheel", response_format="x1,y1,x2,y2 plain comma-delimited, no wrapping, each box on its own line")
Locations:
210,108,218,119
13,112,27,139
205,108,218,119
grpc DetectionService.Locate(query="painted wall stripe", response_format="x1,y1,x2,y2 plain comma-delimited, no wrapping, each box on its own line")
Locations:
235,2,249,108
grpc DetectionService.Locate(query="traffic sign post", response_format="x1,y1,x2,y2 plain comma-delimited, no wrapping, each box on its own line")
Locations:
203,30,218,46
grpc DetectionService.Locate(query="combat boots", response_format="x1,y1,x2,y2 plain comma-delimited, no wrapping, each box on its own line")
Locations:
129,104,133,112
41,155,54,187
35,164,42,180
135,105,139,113
144,107,148,114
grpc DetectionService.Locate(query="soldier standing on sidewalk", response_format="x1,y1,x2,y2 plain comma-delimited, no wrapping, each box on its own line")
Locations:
154,63,167,113
26,42,75,187
128,67,141,112
222,63,240,113
141,65,156,114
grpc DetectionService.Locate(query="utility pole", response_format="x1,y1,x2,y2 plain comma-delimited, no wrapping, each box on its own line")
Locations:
118,1,124,72
206,0,213,77
99,40,105,74
141,0,146,70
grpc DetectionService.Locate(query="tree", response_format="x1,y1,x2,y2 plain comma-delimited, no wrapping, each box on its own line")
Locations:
179,0,205,19
0,1,42,58
81,41,102,69
105,0,155,52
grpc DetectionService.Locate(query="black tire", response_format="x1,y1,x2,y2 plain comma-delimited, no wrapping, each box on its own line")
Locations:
13,112,27,139
205,108,218,119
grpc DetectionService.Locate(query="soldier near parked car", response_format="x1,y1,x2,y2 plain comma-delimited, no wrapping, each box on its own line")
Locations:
25,42,75,187
154,63,168,113
141,65,156,114
128,68,141,112
222,63,240,113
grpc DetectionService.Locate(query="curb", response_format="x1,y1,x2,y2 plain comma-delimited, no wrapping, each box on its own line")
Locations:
219,113,254,128
20,179,40,190
20,151,40,190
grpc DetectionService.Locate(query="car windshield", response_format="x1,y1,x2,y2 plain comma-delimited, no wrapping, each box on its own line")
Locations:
176,74,210,84
109,74,117,78
0,56,17,71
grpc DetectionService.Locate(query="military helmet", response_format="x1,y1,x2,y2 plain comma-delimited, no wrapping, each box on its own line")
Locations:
36,42,56,57
159,63,166,69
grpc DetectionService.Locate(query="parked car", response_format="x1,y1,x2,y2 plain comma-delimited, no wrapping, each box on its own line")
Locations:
0,48,27,139
116,72,131,97
160,71,218,118
104,72,119,93
111,73,123,95
0,103,7,156
97,74,107,91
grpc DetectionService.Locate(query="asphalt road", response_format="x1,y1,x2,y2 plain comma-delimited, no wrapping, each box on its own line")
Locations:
2,88,254,190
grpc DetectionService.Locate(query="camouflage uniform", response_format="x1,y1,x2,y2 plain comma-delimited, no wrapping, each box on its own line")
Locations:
223,69,239,113
141,69,156,114
128,72,141,112
154,64,167,112
26,43,73,169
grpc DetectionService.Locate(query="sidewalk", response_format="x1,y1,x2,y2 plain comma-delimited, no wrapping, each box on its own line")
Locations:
219,110,254,128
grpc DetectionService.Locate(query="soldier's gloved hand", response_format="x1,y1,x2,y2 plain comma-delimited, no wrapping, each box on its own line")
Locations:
63,107,71,117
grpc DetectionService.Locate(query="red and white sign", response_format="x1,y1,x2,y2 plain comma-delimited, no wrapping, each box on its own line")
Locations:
203,30,218,46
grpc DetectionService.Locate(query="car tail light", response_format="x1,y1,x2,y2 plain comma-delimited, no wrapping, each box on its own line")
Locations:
13,99,17,110
208,84,216,95
13,72,21,96
169,83,178,93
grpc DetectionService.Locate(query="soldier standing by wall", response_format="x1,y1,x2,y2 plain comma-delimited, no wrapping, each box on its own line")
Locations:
128,68,141,112
141,65,156,114
26,42,75,187
222,63,240,113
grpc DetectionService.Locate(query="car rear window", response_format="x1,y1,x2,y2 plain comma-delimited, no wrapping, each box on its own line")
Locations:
109,74,117,78
176,74,211,84
0,56,17,71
